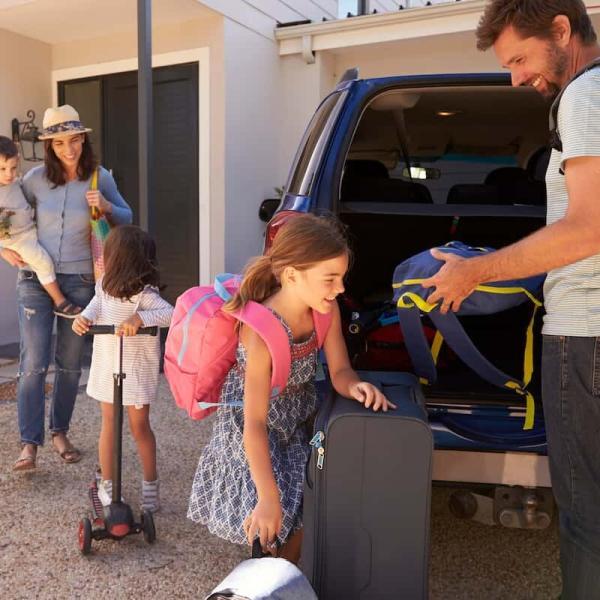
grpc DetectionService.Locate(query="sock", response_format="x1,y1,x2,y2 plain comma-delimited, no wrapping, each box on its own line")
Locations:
142,479,160,513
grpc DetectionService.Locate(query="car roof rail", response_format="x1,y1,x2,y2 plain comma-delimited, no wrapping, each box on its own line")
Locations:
338,68,359,84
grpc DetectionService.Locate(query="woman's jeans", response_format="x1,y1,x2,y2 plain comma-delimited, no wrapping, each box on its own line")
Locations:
16,271,94,446
542,335,600,599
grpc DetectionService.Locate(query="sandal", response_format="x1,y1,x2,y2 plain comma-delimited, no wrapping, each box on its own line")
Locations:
53,300,83,319
13,443,37,472
51,433,82,464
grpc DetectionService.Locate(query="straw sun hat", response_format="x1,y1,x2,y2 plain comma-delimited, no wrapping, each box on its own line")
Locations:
38,104,92,140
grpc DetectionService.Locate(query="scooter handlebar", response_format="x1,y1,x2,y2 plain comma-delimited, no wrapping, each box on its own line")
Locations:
85,325,158,336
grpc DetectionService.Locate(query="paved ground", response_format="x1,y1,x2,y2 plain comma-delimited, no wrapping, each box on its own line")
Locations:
0,361,561,599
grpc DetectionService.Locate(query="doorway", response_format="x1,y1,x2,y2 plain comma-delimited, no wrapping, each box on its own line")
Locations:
59,62,199,304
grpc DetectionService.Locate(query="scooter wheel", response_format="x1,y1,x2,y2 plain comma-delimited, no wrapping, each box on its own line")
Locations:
78,517,92,554
141,510,156,544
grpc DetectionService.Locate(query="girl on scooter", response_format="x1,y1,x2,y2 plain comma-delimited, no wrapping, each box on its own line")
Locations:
73,225,173,513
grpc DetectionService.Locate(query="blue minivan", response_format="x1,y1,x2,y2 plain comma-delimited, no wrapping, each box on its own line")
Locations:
260,69,553,528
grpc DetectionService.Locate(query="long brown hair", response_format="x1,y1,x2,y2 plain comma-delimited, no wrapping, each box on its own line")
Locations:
102,225,161,301
476,0,596,51
224,213,349,312
44,133,98,187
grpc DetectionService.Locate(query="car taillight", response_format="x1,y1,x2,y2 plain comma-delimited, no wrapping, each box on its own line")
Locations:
264,210,303,252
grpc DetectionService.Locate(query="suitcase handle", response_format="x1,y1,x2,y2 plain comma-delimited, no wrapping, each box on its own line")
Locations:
251,537,281,558
357,371,426,412
86,325,158,336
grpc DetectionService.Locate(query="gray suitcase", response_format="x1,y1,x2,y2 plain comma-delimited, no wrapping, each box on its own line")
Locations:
301,372,433,599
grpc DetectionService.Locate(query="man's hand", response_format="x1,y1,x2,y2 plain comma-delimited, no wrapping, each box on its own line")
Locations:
421,249,482,314
0,248,26,268
116,313,143,336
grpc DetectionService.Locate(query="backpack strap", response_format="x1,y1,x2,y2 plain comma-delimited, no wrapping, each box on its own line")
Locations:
312,309,333,348
234,301,291,399
396,284,541,430
550,57,600,154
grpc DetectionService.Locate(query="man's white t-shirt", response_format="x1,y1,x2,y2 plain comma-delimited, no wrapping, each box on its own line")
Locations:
543,68,600,336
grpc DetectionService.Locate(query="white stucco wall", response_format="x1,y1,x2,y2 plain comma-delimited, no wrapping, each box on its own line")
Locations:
332,30,502,78
0,29,51,345
222,19,283,273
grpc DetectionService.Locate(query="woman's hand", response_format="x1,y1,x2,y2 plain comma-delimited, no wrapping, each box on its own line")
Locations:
0,248,26,268
72,316,92,336
349,381,397,412
243,495,282,554
86,190,113,214
116,313,143,337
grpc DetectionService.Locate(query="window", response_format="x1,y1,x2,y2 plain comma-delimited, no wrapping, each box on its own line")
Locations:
287,92,345,196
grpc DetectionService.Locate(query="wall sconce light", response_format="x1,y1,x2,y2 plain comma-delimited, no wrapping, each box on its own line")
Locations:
11,110,42,162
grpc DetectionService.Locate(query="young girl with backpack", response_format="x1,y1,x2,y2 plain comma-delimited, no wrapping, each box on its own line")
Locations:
72,225,173,512
187,214,396,562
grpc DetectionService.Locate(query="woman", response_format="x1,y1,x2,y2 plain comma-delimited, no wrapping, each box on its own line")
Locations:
1,105,132,471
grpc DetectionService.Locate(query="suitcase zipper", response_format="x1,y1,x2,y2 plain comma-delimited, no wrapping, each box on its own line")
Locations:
309,429,327,592
309,431,325,470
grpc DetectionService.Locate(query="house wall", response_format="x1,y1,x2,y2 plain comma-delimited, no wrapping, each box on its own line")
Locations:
222,19,282,272
0,29,51,345
332,30,502,78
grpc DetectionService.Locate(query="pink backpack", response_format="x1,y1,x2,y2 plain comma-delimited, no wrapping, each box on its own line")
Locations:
164,274,332,420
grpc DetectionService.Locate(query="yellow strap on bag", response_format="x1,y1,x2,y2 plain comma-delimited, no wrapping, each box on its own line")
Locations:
89,169,100,220
394,278,540,430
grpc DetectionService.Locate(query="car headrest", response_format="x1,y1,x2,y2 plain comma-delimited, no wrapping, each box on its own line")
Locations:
447,184,501,205
484,167,530,188
343,160,389,179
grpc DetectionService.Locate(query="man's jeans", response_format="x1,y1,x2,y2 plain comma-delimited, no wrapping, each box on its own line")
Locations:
543,335,600,599
16,271,94,446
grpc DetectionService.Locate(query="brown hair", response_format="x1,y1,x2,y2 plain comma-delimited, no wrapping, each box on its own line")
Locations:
476,0,596,51
44,133,98,187
224,213,349,312
0,136,18,160
102,225,161,301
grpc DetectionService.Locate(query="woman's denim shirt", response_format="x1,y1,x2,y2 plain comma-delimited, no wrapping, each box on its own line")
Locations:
22,166,132,275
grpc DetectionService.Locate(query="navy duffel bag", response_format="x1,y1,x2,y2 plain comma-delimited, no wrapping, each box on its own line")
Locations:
393,241,545,430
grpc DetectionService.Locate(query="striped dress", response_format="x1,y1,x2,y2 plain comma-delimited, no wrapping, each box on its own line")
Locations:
81,279,173,407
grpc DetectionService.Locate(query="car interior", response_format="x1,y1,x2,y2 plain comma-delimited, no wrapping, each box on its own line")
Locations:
338,85,551,406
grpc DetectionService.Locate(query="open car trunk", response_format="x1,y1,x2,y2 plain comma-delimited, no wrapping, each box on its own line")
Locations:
338,83,549,415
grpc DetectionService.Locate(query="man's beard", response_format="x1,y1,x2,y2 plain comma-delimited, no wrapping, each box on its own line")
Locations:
542,42,569,100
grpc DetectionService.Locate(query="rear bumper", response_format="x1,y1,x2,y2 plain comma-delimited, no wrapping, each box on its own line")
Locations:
433,449,551,487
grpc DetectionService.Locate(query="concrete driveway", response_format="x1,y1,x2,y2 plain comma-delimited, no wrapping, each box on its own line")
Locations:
0,376,561,599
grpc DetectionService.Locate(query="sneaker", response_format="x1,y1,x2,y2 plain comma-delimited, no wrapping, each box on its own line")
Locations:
97,479,124,507
141,479,160,513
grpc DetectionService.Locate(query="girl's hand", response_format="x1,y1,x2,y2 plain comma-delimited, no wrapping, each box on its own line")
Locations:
243,496,282,554
0,247,26,268
349,382,397,412
86,190,113,214
116,313,143,337
72,316,92,336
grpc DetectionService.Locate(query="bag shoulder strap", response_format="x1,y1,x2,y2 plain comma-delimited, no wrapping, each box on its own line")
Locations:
550,57,600,152
396,287,540,430
89,168,100,219
313,309,333,348
234,301,291,399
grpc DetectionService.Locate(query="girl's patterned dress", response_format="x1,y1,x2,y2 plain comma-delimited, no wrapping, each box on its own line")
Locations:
188,310,318,545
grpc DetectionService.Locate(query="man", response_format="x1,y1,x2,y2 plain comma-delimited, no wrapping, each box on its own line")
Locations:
422,1,600,597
